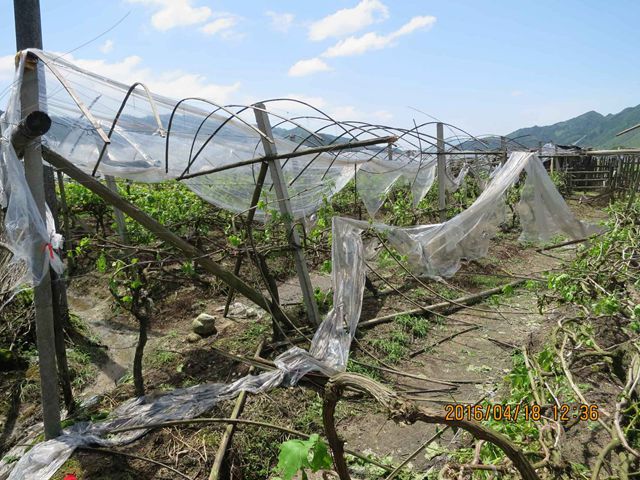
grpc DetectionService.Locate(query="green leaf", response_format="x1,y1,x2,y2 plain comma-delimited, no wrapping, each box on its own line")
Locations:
274,434,332,480
96,252,107,273
276,439,311,480
308,434,332,471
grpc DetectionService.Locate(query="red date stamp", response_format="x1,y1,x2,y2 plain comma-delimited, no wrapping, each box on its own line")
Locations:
444,403,599,422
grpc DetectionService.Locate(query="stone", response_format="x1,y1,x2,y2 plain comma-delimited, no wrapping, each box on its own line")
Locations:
186,332,202,343
192,313,217,337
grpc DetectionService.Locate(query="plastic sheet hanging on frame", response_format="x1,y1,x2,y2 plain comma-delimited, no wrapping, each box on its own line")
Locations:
335,152,599,280
1,50,449,226
0,51,64,290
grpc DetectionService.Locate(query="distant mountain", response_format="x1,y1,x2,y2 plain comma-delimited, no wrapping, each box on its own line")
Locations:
505,104,640,149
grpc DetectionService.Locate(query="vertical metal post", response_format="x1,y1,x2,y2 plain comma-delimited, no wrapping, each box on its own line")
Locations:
354,163,360,220
436,122,446,222
500,136,507,165
105,175,129,243
253,103,321,326
14,0,61,438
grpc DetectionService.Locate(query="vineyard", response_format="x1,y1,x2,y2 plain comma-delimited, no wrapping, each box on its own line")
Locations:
0,48,639,480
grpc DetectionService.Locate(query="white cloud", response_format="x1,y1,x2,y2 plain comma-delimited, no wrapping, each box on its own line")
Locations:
288,58,332,77
372,109,394,122
128,0,212,31
266,11,295,33
322,15,436,58
284,94,327,108
329,105,394,122
200,14,241,38
0,55,15,82
68,54,240,104
510,90,524,97
99,39,114,54
393,15,436,36
309,0,388,41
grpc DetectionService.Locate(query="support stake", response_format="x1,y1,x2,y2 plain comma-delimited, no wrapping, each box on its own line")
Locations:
436,122,446,222
253,103,321,326
13,0,62,436
105,174,129,243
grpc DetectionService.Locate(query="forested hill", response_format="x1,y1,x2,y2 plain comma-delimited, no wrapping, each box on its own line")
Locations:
506,104,640,149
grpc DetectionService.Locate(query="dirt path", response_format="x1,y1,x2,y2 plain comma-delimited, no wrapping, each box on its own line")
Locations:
339,242,578,471
66,288,135,399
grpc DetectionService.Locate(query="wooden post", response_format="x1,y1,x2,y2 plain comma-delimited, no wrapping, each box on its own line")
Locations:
500,136,507,165
13,0,62,437
105,175,129,243
436,122,446,222
14,1,63,438
253,103,321,327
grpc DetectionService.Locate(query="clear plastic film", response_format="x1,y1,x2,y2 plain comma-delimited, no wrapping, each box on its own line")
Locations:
1,217,367,480
344,152,599,280
1,50,483,290
0,52,64,288
2,51,462,227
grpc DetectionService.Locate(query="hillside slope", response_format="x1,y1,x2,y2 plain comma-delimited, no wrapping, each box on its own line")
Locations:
507,104,640,148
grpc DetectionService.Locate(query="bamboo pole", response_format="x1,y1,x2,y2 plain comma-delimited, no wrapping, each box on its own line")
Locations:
357,279,525,329
178,135,398,181
208,340,264,480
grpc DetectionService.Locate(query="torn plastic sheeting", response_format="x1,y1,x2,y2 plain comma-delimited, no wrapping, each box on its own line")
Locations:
444,163,470,193
1,217,366,480
0,52,64,288
357,156,439,217
1,50,454,289
332,152,597,280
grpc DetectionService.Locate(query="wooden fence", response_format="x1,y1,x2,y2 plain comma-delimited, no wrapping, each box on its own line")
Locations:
543,151,640,198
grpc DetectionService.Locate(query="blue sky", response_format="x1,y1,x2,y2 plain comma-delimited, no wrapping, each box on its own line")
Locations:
1,0,639,134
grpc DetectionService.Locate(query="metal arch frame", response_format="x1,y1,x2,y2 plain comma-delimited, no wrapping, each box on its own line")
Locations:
271,119,443,188
178,102,327,180
249,98,367,185
26,49,110,144
206,103,327,172
25,52,508,202
282,120,444,188
164,97,272,174
92,81,166,176
272,119,390,186
258,98,361,143
176,101,329,178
